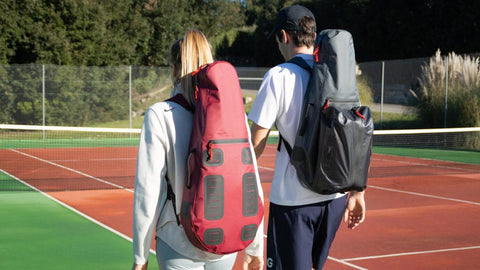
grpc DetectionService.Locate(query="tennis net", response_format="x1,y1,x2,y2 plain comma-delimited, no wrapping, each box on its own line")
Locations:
373,127,480,150
0,124,141,191
1,124,479,191
268,127,480,150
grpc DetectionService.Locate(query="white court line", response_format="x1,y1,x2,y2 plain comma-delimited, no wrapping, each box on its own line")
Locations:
0,169,158,255
258,166,275,171
50,158,136,162
327,256,368,270
9,149,133,192
372,156,480,174
368,185,480,206
369,156,480,206
9,142,476,267
342,246,480,262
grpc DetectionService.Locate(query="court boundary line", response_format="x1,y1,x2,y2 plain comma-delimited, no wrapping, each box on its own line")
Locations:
0,168,157,256
269,127,480,137
368,185,480,206
258,166,275,171
342,245,480,262
9,148,133,192
0,169,132,242
264,145,480,173
259,149,480,206
256,147,480,268
50,157,136,162
5,145,479,268
327,256,368,270
372,156,480,173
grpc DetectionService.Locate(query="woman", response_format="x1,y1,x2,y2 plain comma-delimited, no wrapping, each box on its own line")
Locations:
132,30,264,270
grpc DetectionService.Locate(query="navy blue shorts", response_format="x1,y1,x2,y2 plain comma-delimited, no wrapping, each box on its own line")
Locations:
266,196,347,270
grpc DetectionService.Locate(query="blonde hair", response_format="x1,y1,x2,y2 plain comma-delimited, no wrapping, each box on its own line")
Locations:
168,29,214,106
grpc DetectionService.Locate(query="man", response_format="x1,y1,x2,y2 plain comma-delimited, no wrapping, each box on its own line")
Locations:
248,5,366,270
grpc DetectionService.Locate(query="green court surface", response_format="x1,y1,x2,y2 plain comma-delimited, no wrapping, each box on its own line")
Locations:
1,138,478,268
0,183,158,269
267,134,480,165
373,146,480,165
0,137,140,149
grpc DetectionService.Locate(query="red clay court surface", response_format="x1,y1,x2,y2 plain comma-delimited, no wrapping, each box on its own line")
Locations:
1,144,480,269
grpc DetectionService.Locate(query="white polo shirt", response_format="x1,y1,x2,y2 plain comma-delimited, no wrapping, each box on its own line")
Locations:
248,54,345,206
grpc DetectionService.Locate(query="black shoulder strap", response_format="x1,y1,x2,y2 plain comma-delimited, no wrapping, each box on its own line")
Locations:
277,57,312,155
277,134,293,155
165,176,181,226
287,56,313,73
167,94,194,112
164,94,192,226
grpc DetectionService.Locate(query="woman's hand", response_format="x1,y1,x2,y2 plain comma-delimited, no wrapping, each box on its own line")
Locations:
131,262,148,270
243,254,264,270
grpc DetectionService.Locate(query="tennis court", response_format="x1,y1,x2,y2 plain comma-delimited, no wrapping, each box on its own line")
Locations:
1,125,480,269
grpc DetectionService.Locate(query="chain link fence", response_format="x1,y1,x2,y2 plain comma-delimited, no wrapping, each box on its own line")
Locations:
0,65,171,127
1,56,476,128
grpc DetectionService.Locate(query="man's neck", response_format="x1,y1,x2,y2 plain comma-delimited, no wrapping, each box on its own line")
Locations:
288,46,314,59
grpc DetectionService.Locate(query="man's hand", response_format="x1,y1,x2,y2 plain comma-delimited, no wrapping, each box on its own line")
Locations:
344,190,366,229
242,254,264,270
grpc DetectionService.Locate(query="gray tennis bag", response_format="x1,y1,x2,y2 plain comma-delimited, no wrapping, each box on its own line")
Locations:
279,29,374,194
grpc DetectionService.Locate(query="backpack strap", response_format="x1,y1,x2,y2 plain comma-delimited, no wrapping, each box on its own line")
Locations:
167,94,194,112
277,57,312,155
277,134,293,155
165,176,181,226
287,56,313,73
164,93,192,226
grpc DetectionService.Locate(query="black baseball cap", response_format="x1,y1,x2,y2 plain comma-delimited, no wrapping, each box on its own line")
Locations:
267,5,316,39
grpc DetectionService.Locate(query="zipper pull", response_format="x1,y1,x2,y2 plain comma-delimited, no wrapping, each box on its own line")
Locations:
207,141,213,161
323,99,330,110
191,64,206,102
354,110,366,120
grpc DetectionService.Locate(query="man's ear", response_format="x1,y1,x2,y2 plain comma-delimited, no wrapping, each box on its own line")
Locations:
279,30,288,44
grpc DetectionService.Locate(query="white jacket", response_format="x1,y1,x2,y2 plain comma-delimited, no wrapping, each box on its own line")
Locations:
132,98,264,264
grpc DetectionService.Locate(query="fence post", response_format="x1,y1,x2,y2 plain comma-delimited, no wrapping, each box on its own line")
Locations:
129,66,132,130
444,57,448,129
380,61,385,129
444,56,449,146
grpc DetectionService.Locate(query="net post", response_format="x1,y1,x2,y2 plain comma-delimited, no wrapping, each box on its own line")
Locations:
42,64,46,140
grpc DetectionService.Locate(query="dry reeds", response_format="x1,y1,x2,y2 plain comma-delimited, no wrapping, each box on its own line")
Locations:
416,49,480,128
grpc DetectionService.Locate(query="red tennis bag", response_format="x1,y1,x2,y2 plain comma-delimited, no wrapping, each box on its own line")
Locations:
176,61,263,255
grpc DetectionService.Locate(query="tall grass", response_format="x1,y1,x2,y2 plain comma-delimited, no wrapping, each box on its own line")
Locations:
416,49,480,128
415,49,480,149
356,65,374,106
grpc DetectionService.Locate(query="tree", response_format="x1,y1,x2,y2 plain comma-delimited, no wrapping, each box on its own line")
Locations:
0,66,16,123
144,0,247,66
51,0,151,66
0,0,151,65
